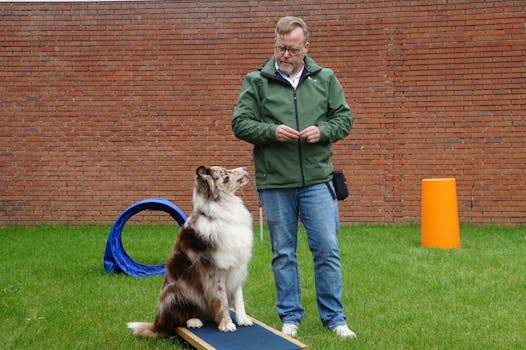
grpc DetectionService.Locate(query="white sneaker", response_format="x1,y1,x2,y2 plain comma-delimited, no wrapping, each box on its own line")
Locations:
281,323,298,338
333,324,357,339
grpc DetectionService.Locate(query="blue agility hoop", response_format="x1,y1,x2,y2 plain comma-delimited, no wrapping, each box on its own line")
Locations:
103,198,187,278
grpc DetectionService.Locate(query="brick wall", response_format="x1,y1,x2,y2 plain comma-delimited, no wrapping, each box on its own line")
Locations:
1,1,525,225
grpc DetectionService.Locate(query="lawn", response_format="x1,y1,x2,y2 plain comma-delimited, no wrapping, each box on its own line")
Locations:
1,224,524,349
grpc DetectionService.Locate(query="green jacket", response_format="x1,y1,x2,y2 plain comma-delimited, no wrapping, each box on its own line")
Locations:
232,56,352,189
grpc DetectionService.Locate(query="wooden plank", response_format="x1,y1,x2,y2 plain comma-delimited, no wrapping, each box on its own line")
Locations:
176,327,216,350
174,313,308,350
249,316,308,350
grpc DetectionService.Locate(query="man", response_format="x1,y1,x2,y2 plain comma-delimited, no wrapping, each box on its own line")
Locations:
232,16,356,339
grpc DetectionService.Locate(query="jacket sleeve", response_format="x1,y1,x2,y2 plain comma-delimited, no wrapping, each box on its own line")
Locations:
232,75,277,145
316,72,353,144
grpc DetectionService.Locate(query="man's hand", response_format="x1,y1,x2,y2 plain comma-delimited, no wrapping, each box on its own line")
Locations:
299,126,320,143
275,125,301,142
275,125,320,143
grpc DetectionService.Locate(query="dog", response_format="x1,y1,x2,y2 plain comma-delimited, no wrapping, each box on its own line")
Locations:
127,166,254,338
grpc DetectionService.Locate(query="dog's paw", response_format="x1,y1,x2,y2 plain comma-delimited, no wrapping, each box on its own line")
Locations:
236,314,253,327
218,320,236,332
186,318,204,328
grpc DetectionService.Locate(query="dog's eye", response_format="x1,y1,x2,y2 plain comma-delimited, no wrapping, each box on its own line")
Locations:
223,176,229,183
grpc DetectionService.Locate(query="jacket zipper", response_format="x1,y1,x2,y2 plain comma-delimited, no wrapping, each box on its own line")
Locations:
294,70,313,187
263,68,313,187
293,89,306,187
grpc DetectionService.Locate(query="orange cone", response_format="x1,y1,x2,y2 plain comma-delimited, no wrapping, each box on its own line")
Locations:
421,178,460,249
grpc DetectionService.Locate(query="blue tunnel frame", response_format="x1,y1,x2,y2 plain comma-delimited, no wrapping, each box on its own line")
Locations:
103,198,187,278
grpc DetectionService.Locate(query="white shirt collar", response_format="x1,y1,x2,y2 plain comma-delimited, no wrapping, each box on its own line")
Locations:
275,61,304,89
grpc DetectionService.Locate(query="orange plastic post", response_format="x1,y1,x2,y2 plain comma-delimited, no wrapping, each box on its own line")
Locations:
421,178,460,249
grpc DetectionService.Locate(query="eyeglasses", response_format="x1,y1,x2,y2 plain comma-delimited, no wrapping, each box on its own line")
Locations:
275,45,302,56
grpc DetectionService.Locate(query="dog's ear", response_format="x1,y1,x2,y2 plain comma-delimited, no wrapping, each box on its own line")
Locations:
196,166,211,178
195,166,217,199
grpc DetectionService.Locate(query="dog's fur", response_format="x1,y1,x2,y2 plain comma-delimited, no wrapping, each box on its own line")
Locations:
127,166,254,338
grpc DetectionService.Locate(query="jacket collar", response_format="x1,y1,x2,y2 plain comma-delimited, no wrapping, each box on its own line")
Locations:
259,56,322,81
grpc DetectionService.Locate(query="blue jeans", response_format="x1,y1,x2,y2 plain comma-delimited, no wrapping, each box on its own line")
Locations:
259,182,347,329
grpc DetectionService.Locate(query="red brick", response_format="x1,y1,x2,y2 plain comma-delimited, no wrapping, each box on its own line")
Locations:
0,1,525,225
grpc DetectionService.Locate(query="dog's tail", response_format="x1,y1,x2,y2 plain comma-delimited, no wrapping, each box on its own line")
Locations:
127,322,161,339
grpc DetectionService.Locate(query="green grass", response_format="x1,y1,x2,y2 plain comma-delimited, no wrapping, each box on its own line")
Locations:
1,224,525,349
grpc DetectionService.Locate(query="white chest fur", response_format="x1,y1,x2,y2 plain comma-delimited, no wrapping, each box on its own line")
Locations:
191,194,253,269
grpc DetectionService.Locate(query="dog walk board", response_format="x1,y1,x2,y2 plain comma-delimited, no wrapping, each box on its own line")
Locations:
176,312,308,350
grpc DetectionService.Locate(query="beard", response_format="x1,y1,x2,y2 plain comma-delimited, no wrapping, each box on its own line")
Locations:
277,61,294,75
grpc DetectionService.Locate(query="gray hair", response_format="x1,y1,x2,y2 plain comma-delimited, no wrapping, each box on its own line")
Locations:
275,16,309,43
